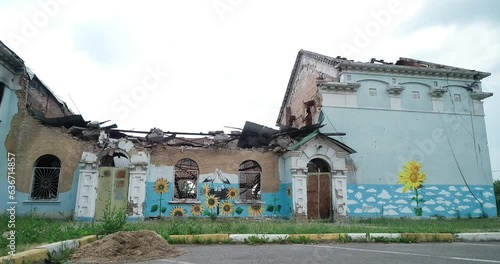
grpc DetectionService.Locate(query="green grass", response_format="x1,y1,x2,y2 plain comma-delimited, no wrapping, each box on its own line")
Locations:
1,216,500,256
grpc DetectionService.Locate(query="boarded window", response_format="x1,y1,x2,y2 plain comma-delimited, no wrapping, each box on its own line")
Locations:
239,160,261,201
30,155,61,200
174,159,198,200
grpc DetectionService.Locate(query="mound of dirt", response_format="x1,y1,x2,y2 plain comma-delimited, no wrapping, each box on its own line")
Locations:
72,230,183,263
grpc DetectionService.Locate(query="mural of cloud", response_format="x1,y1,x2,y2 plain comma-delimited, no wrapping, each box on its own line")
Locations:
347,189,354,193
447,210,456,215
439,190,450,195
425,192,436,196
484,191,493,198
395,199,408,204
454,199,460,204
385,205,397,209
461,186,469,191
454,192,463,196
449,186,457,191
473,209,482,214
474,187,484,190
457,205,470,210
423,206,431,213
400,207,412,214
377,201,386,205
355,192,363,199
484,203,496,208
435,206,446,211
463,199,471,202
358,186,365,190
366,188,376,193
354,208,363,213
466,195,474,198
411,201,417,207
384,209,398,216
367,208,381,213
427,186,439,190
436,197,445,201
366,196,376,202
395,187,404,193
377,190,391,199
444,201,451,206
424,200,436,205
347,200,358,205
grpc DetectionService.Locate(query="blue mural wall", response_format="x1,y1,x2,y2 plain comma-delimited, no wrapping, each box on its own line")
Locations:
347,184,497,218
144,164,292,218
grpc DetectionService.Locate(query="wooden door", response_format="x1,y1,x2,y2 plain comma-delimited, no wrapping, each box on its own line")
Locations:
307,172,332,220
95,167,129,220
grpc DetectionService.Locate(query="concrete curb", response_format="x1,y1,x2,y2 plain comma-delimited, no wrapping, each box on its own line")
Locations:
0,235,97,264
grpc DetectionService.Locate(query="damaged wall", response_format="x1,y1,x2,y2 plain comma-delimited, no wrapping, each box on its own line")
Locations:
151,146,280,192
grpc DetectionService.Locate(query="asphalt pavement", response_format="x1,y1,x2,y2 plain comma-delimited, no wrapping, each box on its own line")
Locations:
134,242,500,264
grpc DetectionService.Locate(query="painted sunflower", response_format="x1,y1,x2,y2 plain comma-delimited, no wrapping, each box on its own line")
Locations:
153,178,169,195
398,160,426,193
201,184,211,197
287,185,291,197
171,207,185,217
190,204,202,216
226,187,238,200
220,201,234,215
248,203,264,217
205,194,219,210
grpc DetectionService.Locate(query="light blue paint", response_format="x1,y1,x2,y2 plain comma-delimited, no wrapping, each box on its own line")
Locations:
13,167,80,218
0,87,18,213
347,184,496,218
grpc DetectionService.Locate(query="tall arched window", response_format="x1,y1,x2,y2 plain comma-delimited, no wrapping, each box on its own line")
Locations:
307,158,330,173
239,160,261,201
30,155,61,200
174,158,199,200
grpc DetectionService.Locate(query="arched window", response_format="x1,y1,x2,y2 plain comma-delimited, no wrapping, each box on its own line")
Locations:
239,160,261,201
174,159,198,200
99,152,129,168
307,158,330,173
30,155,61,200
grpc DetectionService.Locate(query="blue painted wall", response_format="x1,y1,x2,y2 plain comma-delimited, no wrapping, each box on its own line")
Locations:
0,87,18,213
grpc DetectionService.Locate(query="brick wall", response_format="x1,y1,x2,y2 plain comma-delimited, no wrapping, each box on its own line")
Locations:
151,146,280,192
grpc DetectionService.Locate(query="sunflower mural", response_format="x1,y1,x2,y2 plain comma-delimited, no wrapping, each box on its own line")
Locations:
201,184,211,197
205,194,219,211
171,207,185,217
226,187,238,200
190,204,202,216
220,201,234,215
398,160,426,216
151,178,169,217
248,203,264,217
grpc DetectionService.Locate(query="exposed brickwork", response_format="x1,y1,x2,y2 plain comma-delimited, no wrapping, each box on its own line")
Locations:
5,94,96,193
151,146,280,192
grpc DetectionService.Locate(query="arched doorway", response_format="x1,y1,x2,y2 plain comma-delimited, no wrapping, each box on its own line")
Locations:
307,158,331,220
95,151,130,220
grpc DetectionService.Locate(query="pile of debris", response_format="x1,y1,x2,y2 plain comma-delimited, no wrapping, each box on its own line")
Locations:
72,230,183,263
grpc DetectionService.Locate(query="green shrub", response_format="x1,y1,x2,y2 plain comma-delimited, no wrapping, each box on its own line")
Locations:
98,196,127,235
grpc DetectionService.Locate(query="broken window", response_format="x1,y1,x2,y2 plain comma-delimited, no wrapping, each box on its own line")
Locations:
30,155,61,200
174,158,198,200
0,83,4,109
307,158,330,173
99,152,129,167
239,160,261,201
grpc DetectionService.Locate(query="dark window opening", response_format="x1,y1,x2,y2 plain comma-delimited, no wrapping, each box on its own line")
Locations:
174,158,198,200
30,155,61,200
0,83,4,110
239,160,261,201
307,158,330,173
99,152,129,168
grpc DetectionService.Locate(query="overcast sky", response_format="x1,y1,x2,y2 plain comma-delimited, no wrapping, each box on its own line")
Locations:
0,0,498,180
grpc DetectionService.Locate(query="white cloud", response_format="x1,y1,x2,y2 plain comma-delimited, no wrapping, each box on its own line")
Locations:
377,190,391,199
358,186,365,190
474,187,484,190
377,201,386,205
439,190,450,196
395,199,408,204
422,206,431,213
484,203,496,208
454,199,460,204
354,208,363,213
347,189,354,194
400,207,412,214
367,208,381,213
449,186,457,191
447,210,456,215
454,192,463,196
424,200,436,205
384,209,398,216
366,197,376,202
395,187,404,193
355,192,363,199
457,205,470,210
435,206,446,211
425,192,436,196
473,209,483,214
348,200,358,205
427,186,439,190
461,186,469,191
366,188,377,193
385,205,397,209
483,191,493,198
463,199,472,202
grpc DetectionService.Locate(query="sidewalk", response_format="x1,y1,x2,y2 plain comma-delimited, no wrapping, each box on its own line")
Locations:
1,232,500,263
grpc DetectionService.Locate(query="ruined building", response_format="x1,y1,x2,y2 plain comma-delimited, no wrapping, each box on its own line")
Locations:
0,43,496,220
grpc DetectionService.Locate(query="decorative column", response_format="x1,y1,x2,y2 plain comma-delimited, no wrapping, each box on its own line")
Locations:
429,87,447,112
387,85,405,110
291,167,308,217
74,152,98,220
331,170,347,218
128,151,148,218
